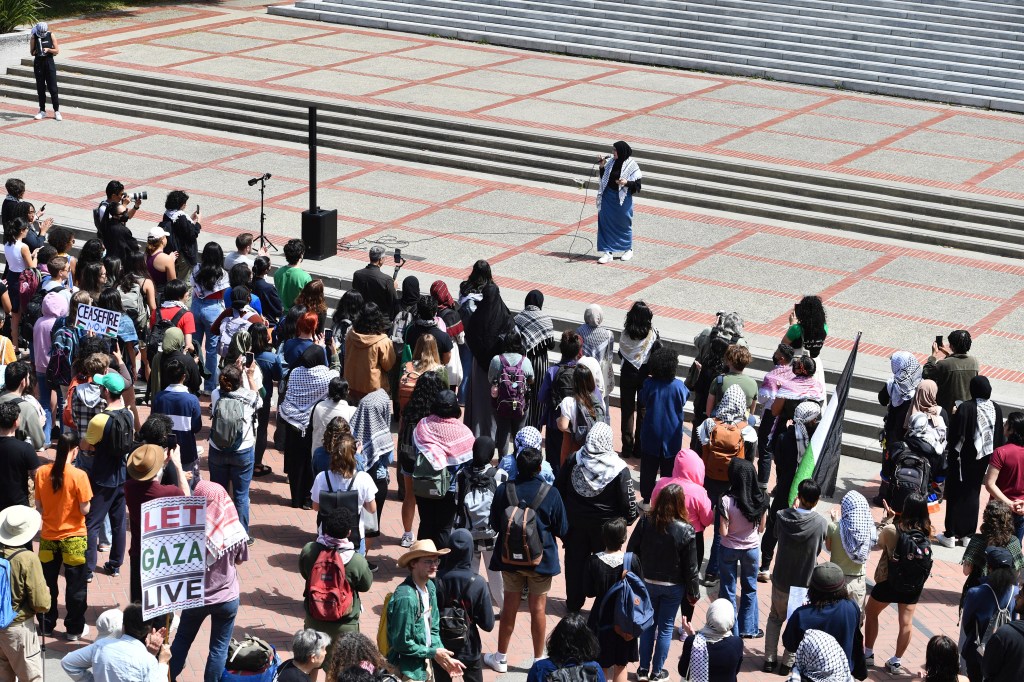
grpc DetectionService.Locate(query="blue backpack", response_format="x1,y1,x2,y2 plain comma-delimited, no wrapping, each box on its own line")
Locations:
0,549,26,628
598,553,654,641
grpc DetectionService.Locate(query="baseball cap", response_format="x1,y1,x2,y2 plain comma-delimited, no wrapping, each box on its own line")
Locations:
93,372,126,394
148,226,169,241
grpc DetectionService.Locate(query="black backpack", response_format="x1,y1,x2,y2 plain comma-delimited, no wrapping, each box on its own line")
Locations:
437,577,476,650
549,364,576,413
500,482,550,567
101,409,135,459
889,446,930,515
21,284,63,340
887,528,933,593
93,200,110,229
149,308,186,351
546,663,601,682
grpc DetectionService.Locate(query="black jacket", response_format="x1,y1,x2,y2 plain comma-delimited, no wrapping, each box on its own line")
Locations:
163,214,201,267
100,220,140,264
352,264,396,321
627,516,699,600
555,454,638,524
0,196,18,227
253,278,283,326
436,529,495,660
984,621,1024,682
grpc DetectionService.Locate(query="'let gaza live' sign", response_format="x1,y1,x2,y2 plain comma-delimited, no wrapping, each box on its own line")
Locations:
140,496,207,620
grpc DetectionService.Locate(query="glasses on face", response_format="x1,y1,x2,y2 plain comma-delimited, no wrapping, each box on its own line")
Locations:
418,558,441,567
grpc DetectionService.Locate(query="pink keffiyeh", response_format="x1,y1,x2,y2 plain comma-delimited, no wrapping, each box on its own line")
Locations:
413,415,475,470
193,480,248,566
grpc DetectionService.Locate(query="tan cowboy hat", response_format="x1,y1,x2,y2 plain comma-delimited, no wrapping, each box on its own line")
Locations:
128,444,165,482
0,505,41,547
397,539,450,568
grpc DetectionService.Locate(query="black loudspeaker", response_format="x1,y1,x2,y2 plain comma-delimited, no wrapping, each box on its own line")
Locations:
301,208,338,260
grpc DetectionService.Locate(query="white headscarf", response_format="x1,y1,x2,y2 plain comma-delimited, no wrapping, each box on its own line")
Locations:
794,401,822,464
838,491,876,565
688,599,735,682
570,423,625,497
886,351,922,408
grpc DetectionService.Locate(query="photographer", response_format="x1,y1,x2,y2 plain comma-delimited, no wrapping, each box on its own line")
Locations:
11,200,51,250
160,191,201,303
100,201,140,263
95,180,143,227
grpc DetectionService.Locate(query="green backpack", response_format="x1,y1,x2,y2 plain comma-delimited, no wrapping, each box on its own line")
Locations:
412,452,451,499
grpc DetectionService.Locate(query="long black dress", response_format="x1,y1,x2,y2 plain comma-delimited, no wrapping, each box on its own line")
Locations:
584,551,643,668
945,399,1004,539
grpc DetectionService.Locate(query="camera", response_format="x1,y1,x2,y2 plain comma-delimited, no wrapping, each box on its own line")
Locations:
131,191,147,202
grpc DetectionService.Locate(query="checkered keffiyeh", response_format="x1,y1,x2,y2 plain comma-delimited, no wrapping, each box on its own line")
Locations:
839,491,876,565
514,306,553,353
351,389,394,471
194,480,247,565
789,630,851,682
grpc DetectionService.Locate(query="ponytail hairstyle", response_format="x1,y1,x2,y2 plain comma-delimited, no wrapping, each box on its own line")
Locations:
51,433,78,493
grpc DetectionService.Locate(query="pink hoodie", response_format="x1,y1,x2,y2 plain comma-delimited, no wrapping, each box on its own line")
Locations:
651,448,714,533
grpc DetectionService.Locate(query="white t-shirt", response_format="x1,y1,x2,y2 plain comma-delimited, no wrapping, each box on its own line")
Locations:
224,252,255,271
415,583,431,648
309,470,376,536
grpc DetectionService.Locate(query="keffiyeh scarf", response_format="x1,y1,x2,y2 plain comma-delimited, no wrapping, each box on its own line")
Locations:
794,401,822,464
280,365,335,433
194,480,248,566
413,415,475,470
514,306,553,353
975,399,997,459
619,329,658,370
716,384,748,423
315,531,356,564
887,351,922,408
597,157,642,208
839,491,876,565
515,426,543,452
571,423,626,497
789,630,851,682
350,389,394,470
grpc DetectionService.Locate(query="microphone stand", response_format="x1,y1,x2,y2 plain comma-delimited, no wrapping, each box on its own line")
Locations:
253,175,277,252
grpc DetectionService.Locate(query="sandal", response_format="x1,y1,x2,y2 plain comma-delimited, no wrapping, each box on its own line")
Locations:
253,464,273,477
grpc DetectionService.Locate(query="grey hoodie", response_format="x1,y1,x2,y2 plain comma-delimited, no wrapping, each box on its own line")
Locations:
771,507,828,589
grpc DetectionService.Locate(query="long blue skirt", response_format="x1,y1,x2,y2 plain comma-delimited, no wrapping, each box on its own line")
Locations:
597,186,634,252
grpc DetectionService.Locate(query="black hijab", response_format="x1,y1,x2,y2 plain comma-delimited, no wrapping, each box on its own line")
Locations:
297,343,328,369
951,375,1004,458
525,289,544,309
472,436,495,468
608,140,633,184
400,276,420,308
971,375,992,400
727,458,769,523
465,281,512,368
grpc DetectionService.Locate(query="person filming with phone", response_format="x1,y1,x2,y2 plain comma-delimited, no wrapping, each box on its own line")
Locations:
924,329,979,414
352,245,405,321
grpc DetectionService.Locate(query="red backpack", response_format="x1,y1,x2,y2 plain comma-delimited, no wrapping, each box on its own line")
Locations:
306,548,353,622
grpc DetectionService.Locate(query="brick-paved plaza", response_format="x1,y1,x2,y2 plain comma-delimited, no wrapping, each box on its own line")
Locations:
5,1,1024,680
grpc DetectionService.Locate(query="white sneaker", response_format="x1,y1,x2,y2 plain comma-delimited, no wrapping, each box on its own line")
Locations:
400,532,414,548
197,446,204,456
66,623,89,642
54,111,62,121
935,533,956,549
483,653,508,673
597,252,612,264
34,111,45,120
620,249,633,262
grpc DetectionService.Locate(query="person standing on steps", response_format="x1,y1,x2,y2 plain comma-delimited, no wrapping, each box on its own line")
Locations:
595,141,642,264
30,23,60,121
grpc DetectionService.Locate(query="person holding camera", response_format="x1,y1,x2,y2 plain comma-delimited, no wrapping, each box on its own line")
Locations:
160,191,201,304
100,201,140,264
30,23,60,121
95,181,143,227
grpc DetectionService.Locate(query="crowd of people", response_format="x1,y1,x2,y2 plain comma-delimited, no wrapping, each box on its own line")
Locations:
0,177,1022,682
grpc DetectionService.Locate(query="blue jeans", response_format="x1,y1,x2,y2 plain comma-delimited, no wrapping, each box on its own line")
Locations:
169,598,239,682
639,582,683,673
35,371,63,439
719,545,760,636
208,447,254,532
1015,514,1024,544
191,296,224,393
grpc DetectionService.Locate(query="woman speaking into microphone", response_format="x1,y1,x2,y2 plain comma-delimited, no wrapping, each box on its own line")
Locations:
595,140,642,264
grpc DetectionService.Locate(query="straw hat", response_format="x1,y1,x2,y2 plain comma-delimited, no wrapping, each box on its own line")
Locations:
397,539,450,568
0,506,41,547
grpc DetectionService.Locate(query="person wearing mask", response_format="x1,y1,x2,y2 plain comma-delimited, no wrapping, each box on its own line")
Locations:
526,613,606,682
30,23,61,120
618,301,660,459
925,329,980,414
942,375,1004,546
352,246,400,320
826,490,877,617
678,599,743,682
344,303,396,403
762,478,829,676
627,483,700,682
960,546,1018,682
435,528,496,682
513,290,555,428
276,630,330,682
717,458,768,639
484,446,568,672
585,518,642,682
0,505,51,682
555,422,637,613
167,480,247,682
35,434,91,641
99,201,139,264
61,604,170,682
783,562,866,677
637,347,688,504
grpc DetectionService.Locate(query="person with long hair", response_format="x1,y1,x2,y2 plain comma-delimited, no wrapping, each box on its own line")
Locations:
311,417,377,545
627,483,699,681
555,362,605,465
783,295,828,359
960,547,1018,682
960,500,1023,606
986,411,1024,543
864,493,934,676
117,251,157,381
248,322,280,477
537,329,582,473
718,458,768,639
3,217,39,347
333,289,364,374
924,635,969,682
35,433,92,640
145,227,176,304
208,364,262,532
397,371,448,548
310,377,356,475
488,331,535,457
513,290,555,428
77,261,107,300
526,613,605,682
430,280,467,399
594,140,642,264
190,242,228,394
250,255,282,327
294,279,327,333
344,303,396,403
460,260,513,441
281,343,338,509
401,333,447,409
618,301,661,459
638,346,688,504
327,632,394,681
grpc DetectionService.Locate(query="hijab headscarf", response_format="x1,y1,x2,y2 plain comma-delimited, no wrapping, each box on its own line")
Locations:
464,278,512,365
716,384,748,424
687,599,735,682
904,379,942,429
225,329,252,366
887,351,922,408
727,458,768,523
793,401,822,463
838,491,876,565
430,280,456,310
150,326,186,393
400,276,420,308
350,389,394,471
571,423,626,497
964,375,997,460
296,342,328,369
790,630,851,682
514,290,553,352
525,290,544,309
472,436,495,468
515,426,543,453
193,480,248,566
608,141,632,184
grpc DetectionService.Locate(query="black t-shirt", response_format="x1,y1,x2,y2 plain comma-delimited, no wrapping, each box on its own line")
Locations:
275,661,310,682
0,436,41,508
406,323,453,356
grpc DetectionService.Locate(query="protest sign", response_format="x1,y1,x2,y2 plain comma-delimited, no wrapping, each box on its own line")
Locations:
140,496,207,620
76,303,122,338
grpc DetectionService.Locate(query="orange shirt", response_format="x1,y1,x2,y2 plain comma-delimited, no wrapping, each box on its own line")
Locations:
34,464,93,540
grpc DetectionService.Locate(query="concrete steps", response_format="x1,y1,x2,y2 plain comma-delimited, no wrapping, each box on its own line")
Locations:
4,60,1024,259
268,0,1024,111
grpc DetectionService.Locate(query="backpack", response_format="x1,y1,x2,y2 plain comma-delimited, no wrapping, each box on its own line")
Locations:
976,584,1015,656
21,284,63,340
46,323,78,388
546,663,601,682
0,549,27,629
390,307,414,345
148,308,186,352
377,591,393,657
93,199,109,229
119,281,150,339
890,448,931,515
412,451,451,500
305,546,354,622
500,482,551,567
702,418,747,482
210,394,247,452
398,362,422,410
549,364,576,413
597,553,654,641
218,309,259,358
100,409,134,460
317,474,363,547
571,399,606,444
17,268,41,314
493,355,527,418
456,465,505,542
226,635,274,673
887,528,933,593
438,578,476,649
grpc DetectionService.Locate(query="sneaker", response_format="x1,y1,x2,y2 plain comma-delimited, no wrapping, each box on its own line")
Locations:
66,624,89,642
778,664,791,677
958,536,972,547
34,111,44,120
636,668,649,682
400,532,414,548
864,653,874,667
54,111,62,121
483,653,508,674
740,629,764,639
367,561,379,573
620,249,633,262
246,537,256,547
86,572,94,584
935,533,956,549
597,252,612,264
885,661,911,677
757,570,770,583
650,670,668,681
101,564,119,577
